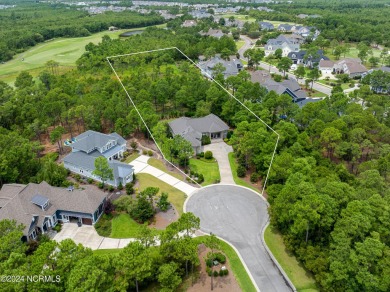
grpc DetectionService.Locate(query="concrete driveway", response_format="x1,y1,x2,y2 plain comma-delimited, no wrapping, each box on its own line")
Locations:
130,155,198,195
203,142,235,184
186,185,291,292
53,223,135,250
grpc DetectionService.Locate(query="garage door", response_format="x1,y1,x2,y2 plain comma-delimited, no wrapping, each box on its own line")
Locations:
82,218,92,225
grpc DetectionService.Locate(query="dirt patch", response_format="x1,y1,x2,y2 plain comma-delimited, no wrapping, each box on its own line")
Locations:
149,205,179,230
187,244,241,292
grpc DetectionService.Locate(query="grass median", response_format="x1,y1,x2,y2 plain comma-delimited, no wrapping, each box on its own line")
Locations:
264,225,319,292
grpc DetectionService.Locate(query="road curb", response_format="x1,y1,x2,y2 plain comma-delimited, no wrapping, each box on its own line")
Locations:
261,221,297,292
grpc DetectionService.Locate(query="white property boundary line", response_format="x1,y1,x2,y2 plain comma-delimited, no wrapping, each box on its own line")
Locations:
106,47,280,196
106,47,292,292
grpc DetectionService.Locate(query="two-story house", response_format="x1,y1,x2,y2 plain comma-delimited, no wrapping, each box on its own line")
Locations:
198,55,243,79
264,35,300,57
63,131,134,187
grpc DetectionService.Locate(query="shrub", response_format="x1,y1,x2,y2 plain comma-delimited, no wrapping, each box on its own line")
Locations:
108,185,114,192
204,151,213,160
206,259,213,268
126,182,134,195
250,172,260,183
273,74,283,82
199,152,205,158
104,199,115,215
53,223,62,232
206,267,212,276
201,135,211,145
213,271,219,277
130,194,154,223
224,269,229,276
219,270,224,276
197,173,204,184
118,182,123,190
74,174,81,182
98,182,104,189
87,178,94,184
213,252,226,264
157,192,170,212
147,150,153,156
94,214,112,237
190,170,195,176
237,165,246,177
142,150,147,155
130,140,138,150
113,196,133,212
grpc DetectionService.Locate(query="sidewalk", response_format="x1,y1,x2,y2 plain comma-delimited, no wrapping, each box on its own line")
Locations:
130,155,198,195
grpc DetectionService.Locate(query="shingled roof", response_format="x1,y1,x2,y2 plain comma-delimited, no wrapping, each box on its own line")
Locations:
0,182,107,235
169,114,229,147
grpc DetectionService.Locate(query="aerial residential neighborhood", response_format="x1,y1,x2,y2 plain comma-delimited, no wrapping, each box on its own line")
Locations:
0,0,390,291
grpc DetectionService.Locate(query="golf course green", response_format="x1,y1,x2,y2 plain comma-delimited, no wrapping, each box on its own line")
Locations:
0,24,166,85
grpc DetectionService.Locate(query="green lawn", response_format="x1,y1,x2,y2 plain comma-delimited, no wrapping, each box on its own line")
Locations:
327,43,382,64
236,40,246,50
124,152,140,163
137,173,187,216
228,152,260,193
193,236,257,292
189,158,220,186
264,225,319,292
0,24,166,85
110,213,146,238
148,158,183,180
220,13,256,23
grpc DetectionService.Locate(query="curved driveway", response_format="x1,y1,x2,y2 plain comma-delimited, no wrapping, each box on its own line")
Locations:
186,185,291,292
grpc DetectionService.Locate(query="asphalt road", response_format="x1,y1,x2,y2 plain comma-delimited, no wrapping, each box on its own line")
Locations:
238,35,254,61
186,185,291,292
258,61,332,96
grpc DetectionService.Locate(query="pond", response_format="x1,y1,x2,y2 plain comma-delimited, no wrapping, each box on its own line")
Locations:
119,30,144,37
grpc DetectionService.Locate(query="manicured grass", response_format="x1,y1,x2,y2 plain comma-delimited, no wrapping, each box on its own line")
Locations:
148,158,183,180
124,152,140,163
264,225,319,292
228,152,260,193
0,24,166,85
236,40,246,50
110,213,145,238
327,43,382,63
93,248,122,256
220,13,256,23
189,158,220,186
193,236,257,292
137,173,187,215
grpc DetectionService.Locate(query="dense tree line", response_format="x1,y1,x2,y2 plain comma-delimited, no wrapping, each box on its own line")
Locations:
0,213,207,291
250,1,390,46
0,3,164,62
0,23,389,291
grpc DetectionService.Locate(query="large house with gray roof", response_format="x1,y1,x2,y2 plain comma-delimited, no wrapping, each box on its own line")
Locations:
168,114,229,154
63,131,134,188
0,181,106,241
198,55,243,79
249,70,319,107
264,35,300,57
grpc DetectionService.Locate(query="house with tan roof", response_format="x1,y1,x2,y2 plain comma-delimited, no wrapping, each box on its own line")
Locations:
0,182,107,241
333,58,368,78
